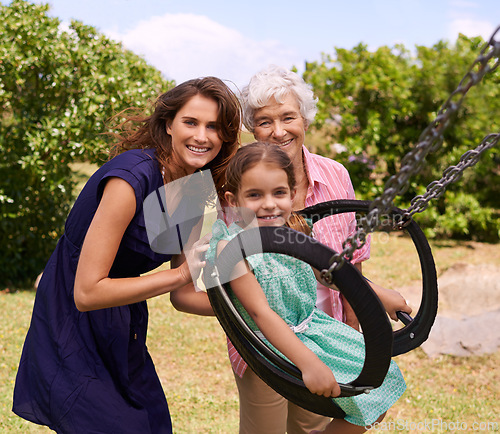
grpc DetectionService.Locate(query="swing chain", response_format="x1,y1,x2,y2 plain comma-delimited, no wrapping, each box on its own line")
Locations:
401,133,500,223
321,26,500,283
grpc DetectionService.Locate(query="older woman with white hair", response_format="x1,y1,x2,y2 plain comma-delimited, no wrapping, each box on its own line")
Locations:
227,65,372,434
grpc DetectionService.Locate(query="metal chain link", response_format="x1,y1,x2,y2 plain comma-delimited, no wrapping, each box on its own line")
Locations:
402,133,500,220
321,26,500,283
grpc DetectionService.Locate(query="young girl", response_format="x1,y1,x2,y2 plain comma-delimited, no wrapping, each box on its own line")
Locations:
206,142,411,433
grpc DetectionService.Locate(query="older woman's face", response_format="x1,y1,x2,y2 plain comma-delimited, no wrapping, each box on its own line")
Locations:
252,93,306,167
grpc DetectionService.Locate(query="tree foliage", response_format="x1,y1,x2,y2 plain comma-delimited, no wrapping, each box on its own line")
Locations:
303,35,500,242
0,0,173,287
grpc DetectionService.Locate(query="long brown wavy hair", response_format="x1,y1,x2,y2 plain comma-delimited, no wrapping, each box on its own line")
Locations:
225,142,312,235
109,77,241,202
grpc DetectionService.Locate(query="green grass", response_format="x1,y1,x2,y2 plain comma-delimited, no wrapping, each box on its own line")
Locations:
2,161,499,432
2,234,499,433
0,291,53,433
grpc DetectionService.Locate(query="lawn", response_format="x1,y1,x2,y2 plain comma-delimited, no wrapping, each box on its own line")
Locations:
1,232,499,433
1,159,499,432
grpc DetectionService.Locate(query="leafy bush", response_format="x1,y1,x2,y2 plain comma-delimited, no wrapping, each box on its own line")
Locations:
303,36,500,243
0,0,173,287
416,192,500,242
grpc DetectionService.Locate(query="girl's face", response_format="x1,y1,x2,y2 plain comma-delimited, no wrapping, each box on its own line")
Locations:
225,162,295,227
167,94,223,175
252,93,306,169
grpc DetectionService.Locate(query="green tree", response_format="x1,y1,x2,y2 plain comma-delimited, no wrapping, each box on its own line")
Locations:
0,0,173,287
303,35,500,242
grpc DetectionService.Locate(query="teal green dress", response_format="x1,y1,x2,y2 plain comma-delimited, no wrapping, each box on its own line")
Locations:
207,220,406,426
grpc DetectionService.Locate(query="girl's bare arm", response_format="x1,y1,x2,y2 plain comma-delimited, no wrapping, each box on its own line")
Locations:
221,241,340,398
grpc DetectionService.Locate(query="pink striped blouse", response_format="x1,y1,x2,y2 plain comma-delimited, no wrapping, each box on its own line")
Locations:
223,145,371,378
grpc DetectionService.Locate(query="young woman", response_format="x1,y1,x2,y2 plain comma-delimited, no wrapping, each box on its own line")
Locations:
207,142,411,434
12,77,241,433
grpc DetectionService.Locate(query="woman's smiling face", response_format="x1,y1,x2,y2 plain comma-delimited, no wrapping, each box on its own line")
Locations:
167,94,223,174
252,93,306,168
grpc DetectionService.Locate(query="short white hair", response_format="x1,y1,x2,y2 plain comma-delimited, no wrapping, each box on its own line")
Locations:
240,65,318,132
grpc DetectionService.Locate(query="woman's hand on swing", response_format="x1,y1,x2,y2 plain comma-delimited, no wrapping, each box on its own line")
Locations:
169,231,214,317
178,233,212,284
369,281,412,321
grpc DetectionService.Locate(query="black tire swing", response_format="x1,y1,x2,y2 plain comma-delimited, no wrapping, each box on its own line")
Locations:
300,200,438,356
204,199,438,418
204,28,498,419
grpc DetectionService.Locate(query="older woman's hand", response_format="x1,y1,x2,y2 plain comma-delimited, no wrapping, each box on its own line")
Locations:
368,281,413,321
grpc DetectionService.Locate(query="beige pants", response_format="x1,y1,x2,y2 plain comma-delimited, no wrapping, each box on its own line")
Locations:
234,368,330,434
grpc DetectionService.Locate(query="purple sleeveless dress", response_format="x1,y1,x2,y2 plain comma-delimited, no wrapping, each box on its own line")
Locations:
13,148,201,433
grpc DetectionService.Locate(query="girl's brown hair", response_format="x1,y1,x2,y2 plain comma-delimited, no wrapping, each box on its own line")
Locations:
110,77,241,202
225,142,311,235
